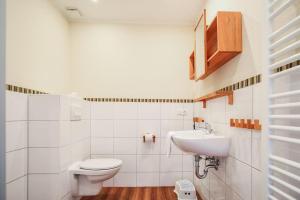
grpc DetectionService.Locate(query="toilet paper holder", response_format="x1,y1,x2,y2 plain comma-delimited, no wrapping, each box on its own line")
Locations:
143,134,156,143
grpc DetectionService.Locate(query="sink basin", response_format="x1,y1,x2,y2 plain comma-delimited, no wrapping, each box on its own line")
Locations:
171,130,230,157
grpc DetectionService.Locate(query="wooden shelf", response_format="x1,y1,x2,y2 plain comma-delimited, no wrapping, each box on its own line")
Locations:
189,51,195,80
199,11,242,80
194,91,233,108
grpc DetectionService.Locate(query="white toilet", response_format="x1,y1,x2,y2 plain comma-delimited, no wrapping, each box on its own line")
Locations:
69,158,122,198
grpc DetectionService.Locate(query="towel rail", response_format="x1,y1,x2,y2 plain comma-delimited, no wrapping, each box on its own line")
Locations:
269,53,300,70
269,185,297,200
269,165,300,182
269,135,300,145
270,90,300,99
270,28,300,50
269,16,300,40
267,0,300,198
270,65,300,79
269,155,300,169
269,115,300,119
269,0,296,19
270,41,300,60
269,125,300,132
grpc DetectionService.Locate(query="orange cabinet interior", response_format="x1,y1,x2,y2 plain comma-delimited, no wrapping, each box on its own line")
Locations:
190,11,242,80
200,11,242,79
189,51,195,80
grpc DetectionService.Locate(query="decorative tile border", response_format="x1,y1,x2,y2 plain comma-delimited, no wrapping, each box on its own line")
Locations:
273,60,300,73
5,84,193,103
218,74,262,92
5,60,298,99
6,84,47,94
83,97,194,103
217,60,299,93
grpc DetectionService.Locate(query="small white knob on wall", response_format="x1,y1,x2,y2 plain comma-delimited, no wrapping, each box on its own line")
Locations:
70,104,82,121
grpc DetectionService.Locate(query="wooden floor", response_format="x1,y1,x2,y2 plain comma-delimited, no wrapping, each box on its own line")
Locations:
81,187,202,200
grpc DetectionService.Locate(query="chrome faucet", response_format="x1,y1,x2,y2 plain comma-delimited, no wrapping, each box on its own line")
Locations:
204,122,213,134
194,122,213,134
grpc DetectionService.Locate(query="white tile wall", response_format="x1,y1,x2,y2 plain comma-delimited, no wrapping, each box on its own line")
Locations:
91,138,114,154
182,155,194,172
28,95,91,200
28,121,61,147
137,155,160,172
6,176,27,200
225,186,242,200
193,84,263,200
6,91,28,122
137,137,160,155
137,120,160,138
91,102,114,119
5,91,28,200
161,119,183,137
6,85,264,199
6,121,27,152
29,95,62,121
114,120,137,138
28,174,60,200
182,171,194,182
210,173,226,200
160,155,182,172
160,138,182,155
91,120,114,138
252,130,262,170
161,103,184,120
28,148,60,174
114,173,137,187
115,155,137,173
6,149,27,183
159,172,182,186
114,138,137,154
91,102,194,187
226,157,251,200
251,168,262,200
138,103,161,119
229,128,252,165
137,173,160,186
114,103,138,119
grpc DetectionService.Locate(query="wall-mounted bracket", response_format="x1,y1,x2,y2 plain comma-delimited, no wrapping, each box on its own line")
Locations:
194,91,233,108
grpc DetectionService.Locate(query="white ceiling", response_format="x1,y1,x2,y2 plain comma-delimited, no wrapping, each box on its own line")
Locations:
51,0,205,25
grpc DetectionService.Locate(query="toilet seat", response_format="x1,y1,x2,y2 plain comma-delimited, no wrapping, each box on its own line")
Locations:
79,159,122,171
69,159,122,197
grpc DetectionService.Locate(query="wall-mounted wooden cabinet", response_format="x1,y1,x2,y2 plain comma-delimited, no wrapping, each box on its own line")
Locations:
189,51,195,80
190,11,242,80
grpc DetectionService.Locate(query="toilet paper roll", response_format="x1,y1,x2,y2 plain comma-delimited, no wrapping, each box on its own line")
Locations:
144,133,154,142
143,133,155,143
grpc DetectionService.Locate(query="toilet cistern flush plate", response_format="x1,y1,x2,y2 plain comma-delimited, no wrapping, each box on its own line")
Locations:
170,130,230,157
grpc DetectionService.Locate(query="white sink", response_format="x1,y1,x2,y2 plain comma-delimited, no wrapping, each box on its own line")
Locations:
171,130,230,157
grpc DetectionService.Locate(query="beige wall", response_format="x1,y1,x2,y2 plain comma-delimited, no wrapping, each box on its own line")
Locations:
70,23,194,98
6,0,195,98
5,0,268,98
6,0,71,94
193,0,266,97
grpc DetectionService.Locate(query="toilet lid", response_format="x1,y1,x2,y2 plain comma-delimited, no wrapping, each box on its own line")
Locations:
79,159,122,170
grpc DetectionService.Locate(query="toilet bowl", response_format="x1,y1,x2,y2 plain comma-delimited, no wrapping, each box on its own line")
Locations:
69,158,122,198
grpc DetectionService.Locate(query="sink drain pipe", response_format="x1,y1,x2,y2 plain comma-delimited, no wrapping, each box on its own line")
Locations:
194,155,220,179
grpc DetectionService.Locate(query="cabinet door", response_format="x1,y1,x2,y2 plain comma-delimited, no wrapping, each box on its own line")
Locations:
194,10,207,81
